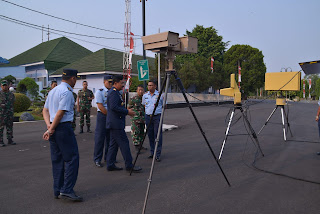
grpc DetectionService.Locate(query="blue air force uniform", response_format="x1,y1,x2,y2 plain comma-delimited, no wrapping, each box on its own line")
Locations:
142,90,164,159
93,75,112,164
106,86,134,169
44,80,79,197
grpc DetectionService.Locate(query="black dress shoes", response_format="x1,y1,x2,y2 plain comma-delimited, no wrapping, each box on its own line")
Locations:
107,165,123,171
8,139,16,145
155,157,161,162
317,152,320,155
126,166,142,172
95,162,103,167
59,192,83,202
148,155,153,159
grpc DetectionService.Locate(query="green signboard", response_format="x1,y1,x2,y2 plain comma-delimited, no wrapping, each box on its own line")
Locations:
137,60,149,81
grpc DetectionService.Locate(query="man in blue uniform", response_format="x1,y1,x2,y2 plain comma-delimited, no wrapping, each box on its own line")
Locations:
93,75,113,167
106,75,142,172
142,80,165,162
42,69,82,202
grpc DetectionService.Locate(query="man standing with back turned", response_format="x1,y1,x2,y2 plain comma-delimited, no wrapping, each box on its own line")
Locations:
42,69,82,202
106,75,142,172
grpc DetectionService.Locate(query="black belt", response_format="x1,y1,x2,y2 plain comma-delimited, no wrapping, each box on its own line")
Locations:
50,121,72,124
146,114,160,117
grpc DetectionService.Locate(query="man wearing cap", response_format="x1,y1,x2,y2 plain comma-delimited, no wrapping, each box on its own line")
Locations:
106,75,142,172
42,69,82,202
0,80,16,146
93,75,113,167
77,81,94,133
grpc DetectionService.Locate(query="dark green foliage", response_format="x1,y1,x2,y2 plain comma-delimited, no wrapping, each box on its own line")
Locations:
223,44,266,94
175,25,229,91
1,75,16,84
16,77,39,99
13,93,31,113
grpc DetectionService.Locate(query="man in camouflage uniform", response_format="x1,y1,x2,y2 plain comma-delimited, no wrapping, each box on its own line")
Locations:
77,81,94,133
0,80,16,146
72,92,77,131
128,85,147,152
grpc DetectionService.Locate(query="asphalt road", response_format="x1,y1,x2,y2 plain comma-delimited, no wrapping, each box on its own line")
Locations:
0,100,319,214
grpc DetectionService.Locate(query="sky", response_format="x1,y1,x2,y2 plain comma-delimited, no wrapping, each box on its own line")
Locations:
1,0,320,74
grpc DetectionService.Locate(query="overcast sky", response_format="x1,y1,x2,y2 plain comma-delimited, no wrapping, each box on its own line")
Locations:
1,0,319,74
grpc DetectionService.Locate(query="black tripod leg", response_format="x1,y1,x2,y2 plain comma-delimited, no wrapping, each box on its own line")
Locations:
283,105,293,137
240,107,264,157
130,74,168,175
173,71,231,187
142,72,171,214
258,106,277,135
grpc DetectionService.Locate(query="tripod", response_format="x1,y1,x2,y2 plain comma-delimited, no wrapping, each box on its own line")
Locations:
218,104,265,160
131,70,231,214
257,99,293,141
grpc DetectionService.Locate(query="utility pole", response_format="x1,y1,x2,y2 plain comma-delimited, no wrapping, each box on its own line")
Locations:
42,25,44,43
142,0,146,90
47,25,50,41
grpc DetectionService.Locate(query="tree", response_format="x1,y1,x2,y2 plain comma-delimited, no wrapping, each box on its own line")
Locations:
1,75,16,85
223,44,266,95
175,25,229,91
17,77,39,99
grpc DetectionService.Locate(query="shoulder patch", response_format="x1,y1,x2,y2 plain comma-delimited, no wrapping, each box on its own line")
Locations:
99,88,103,91
113,88,117,91
67,87,72,91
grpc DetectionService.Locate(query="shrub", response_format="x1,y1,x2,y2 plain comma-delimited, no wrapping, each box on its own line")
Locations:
17,77,39,99
14,93,31,113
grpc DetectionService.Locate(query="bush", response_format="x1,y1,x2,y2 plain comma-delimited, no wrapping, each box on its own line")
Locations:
14,93,31,113
17,77,39,99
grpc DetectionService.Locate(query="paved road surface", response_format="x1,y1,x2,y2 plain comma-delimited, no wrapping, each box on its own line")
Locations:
0,100,319,214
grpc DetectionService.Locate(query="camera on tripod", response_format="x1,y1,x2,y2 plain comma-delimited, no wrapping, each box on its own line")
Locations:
142,31,198,54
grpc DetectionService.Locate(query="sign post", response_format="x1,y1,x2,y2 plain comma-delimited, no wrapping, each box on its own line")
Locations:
137,60,150,81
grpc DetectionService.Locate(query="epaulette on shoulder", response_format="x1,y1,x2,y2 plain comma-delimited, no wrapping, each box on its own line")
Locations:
67,87,72,91
113,88,117,91
99,88,103,91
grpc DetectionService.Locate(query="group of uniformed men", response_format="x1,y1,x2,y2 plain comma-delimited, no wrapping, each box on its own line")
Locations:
42,69,164,202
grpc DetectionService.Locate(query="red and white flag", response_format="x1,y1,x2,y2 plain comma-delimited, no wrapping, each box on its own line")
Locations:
309,79,312,98
211,57,214,72
303,79,305,98
125,32,134,90
238,65,241,89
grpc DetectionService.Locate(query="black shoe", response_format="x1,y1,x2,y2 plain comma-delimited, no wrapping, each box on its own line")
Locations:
148,155,153,159
8,139,16,145
87,127,92,133
156,157,161,162
317,152,320,155
107,165,123,171
79,127,84,134
126,166,142,172
0,143,5,147
54,195,59,199
59,192,83,202
95,162,103,167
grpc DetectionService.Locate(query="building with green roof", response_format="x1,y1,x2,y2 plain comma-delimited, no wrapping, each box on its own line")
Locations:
0,37,92,88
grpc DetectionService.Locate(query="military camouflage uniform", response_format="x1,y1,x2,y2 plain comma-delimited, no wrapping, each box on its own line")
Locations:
78,89,94,128
0,90,15,144
128,95,145,146
72,92,77,131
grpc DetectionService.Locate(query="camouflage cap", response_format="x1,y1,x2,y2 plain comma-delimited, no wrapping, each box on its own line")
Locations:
1,80,8,85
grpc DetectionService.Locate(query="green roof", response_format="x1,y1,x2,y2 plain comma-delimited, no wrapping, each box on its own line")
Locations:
53,48,154,75
0,37,92,72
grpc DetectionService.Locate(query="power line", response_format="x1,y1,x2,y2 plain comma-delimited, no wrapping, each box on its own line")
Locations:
0,0,141,37
0,14,127,40
0,16,124,52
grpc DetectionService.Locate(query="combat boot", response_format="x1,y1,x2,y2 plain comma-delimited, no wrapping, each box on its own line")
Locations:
87,126,92,133
8,139,16,145
79,126,84,134
0,141,5,147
